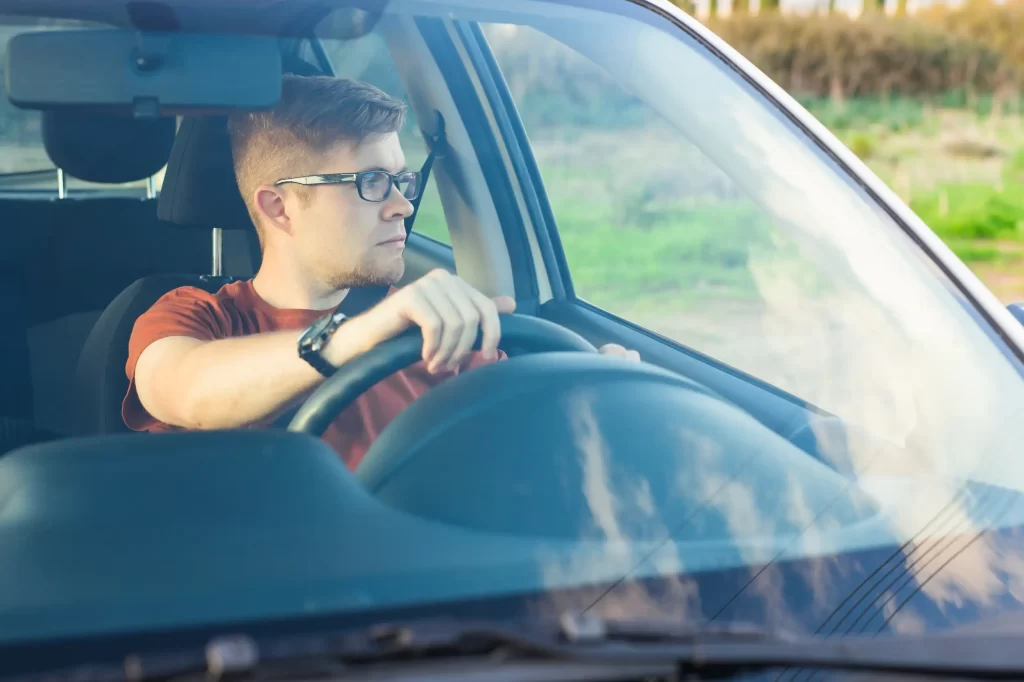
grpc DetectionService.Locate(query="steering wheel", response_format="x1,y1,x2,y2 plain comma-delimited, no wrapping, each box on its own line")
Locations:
286,313,597,436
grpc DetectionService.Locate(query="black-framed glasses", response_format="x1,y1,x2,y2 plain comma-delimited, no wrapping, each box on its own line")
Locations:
274,170,423,203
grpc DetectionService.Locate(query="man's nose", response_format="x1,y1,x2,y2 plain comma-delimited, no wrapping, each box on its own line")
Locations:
382,186,415,221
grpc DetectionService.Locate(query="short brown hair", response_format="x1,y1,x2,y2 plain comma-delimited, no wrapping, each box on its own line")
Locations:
228,75,407,236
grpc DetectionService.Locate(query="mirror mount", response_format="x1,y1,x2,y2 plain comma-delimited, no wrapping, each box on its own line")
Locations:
132,32,171,74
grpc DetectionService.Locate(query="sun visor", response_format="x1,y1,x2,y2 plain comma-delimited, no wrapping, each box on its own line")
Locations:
5,30,281,116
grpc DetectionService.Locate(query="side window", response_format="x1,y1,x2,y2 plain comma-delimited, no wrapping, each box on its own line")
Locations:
313,29,450,246
482,24,806,389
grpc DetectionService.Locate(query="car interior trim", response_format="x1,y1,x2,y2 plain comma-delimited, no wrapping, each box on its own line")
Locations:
375,14,516,298
443,22,553,306
457,20,567,302
414,16,543,311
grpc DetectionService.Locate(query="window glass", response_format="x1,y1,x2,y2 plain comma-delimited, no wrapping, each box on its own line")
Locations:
484,24,823,387
481,21,1024,458
6,0,1024,652
314,26,449,245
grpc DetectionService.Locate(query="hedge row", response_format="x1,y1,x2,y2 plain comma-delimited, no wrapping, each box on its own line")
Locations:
707,12,1019,100
920,0,1024,77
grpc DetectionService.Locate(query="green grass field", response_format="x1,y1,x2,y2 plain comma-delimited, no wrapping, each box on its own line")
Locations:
414,97,1024,306
821,97,1024,301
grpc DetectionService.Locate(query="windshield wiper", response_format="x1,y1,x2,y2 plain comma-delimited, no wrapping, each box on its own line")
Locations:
13,613,1024,682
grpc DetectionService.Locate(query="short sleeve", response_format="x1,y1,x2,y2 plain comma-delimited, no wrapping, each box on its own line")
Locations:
122,287,228,431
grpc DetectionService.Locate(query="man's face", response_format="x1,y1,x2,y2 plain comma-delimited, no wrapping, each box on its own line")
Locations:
287,132,414,290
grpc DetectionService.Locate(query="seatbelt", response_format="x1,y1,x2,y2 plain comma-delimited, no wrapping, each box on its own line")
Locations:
405,111,447,237
335,284,390,316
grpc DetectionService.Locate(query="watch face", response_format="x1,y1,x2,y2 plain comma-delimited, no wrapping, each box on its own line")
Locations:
300,314,333,350
300,312,345,354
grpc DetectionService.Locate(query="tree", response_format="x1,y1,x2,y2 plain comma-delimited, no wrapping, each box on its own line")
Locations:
761,0,781,12
733,0,749,14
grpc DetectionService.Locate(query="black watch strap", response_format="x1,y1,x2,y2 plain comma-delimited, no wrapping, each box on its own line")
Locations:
301,346,338,378
298,311,347,378
297,288,388,379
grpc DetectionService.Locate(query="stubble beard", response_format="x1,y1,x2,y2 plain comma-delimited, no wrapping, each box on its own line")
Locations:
325,257,405,290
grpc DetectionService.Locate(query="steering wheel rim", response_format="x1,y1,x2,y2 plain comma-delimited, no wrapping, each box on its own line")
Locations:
287,313,597,436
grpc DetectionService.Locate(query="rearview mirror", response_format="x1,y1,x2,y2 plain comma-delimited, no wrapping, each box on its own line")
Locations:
5,30,281,116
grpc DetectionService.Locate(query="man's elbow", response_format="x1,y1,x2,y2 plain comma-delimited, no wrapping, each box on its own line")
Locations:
141,343,245,431
179,379,265,430
176,398,214,430
137,382,207,431
134,340,215,430
176,387,241,431
136,370,220,431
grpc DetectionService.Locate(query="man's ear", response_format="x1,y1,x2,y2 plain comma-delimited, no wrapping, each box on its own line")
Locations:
253,185,293,237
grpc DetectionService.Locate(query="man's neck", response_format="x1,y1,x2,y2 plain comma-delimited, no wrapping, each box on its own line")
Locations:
250,259,349,312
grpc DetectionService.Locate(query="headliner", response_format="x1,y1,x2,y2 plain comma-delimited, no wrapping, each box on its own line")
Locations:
0,0,391,37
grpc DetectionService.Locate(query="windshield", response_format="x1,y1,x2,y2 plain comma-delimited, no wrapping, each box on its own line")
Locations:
5,0,1024,659
454,6,1024,476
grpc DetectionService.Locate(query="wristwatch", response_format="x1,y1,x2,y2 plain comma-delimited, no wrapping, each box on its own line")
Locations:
298,310,348,377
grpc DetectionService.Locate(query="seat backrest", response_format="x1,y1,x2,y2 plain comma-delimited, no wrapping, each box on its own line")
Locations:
0,112,256,438
73,274,236,436
18,198,215,435
0,200,43,422
72,112,262,436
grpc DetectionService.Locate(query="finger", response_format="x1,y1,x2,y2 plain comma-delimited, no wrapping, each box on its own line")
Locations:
492,296,516,314
402,288,445,367
458,280,501,360
442,278,484,370
599,343,628,357
627,350,641,362
418,277,464,373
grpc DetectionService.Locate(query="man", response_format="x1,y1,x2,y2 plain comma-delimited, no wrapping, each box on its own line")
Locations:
123,75,637,469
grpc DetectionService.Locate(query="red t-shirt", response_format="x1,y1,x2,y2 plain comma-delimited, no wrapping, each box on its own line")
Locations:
122,279,502,469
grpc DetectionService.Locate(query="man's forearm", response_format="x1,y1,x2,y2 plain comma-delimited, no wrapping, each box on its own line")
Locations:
155,317,378,430
172,329,319,429
137,270,520,431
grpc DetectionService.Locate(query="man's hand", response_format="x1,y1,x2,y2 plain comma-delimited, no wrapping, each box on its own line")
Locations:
333,269,640,372
338,269,515,373
598,343,641,361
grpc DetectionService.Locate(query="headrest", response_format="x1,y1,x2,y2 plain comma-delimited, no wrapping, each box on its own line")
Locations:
41,111,176,184
157,115,251,231
158,57,324,231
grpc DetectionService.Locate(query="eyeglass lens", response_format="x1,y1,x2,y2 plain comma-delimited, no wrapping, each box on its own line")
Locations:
358,171,421,202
